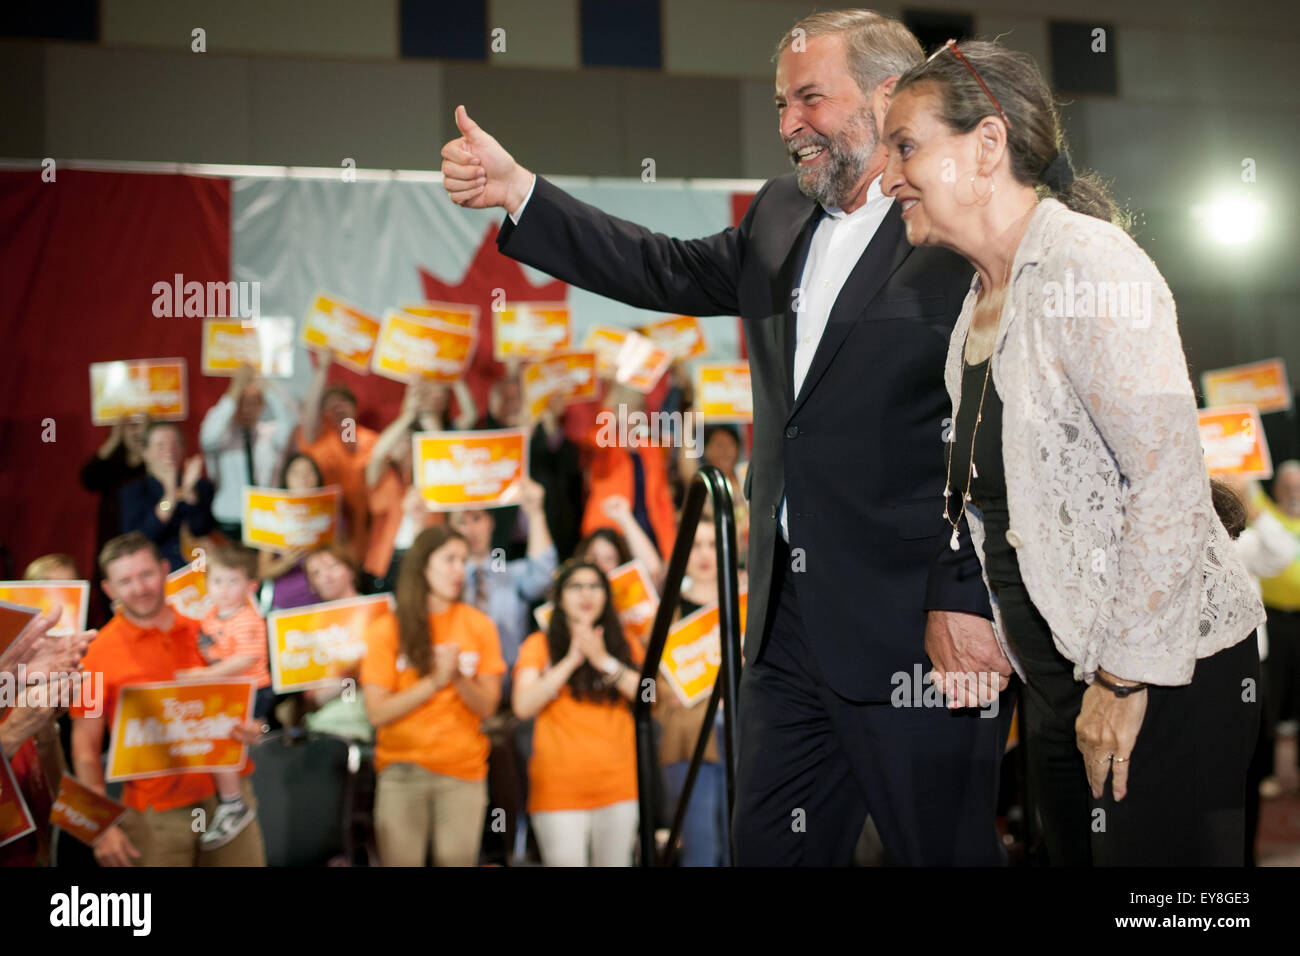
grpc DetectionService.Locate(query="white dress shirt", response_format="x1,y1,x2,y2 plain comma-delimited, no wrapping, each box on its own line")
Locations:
199,388,298,524
780,175,893,541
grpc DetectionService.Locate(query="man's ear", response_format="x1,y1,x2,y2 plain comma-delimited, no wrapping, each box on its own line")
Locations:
101,579,116,603
873,77,901,129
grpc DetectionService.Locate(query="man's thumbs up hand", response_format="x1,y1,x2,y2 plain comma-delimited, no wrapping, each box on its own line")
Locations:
441,104,533,214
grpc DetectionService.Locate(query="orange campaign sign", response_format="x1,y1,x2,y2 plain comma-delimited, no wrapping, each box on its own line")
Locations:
89,358,187,425
1200,405,1273,480
371,308,478,383
694,362,753,422
49,775,127,847
1202,359,1292,414
242,486,341,551
268,594,395,693
398,301,477,330
0,581,89,635
493,302,571,360
608,561,660,646
105,679,255,782
522,352,598,417
614,330,674,393
582,325,630,375
413,428,529,510
164,561,212,620
0,600,42,670
639,315,710,360
301,291,381,373
659,589,748,708
200,317,295,378
0,753,35,850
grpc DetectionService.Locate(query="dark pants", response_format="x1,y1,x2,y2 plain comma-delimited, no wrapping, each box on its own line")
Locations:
1002,577,1260,867
1263,606,1300,732
731,539,1011,866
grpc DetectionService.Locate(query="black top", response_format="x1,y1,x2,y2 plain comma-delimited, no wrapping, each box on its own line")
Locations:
948,357,1021,593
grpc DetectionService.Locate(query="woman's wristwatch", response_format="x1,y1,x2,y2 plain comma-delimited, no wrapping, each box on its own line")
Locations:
1093,670,1148,697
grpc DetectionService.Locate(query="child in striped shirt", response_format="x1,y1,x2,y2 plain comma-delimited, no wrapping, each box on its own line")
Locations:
177,544,272,850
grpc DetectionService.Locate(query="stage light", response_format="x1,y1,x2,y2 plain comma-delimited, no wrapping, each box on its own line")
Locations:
1190,193,1265,246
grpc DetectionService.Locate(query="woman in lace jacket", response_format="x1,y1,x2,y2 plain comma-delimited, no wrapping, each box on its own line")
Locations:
880,40,1265,866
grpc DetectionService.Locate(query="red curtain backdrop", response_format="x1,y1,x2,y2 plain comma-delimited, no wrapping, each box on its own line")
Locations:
0,169,231,582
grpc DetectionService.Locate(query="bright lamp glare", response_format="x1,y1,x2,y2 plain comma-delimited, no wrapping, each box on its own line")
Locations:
1191,195,1264,245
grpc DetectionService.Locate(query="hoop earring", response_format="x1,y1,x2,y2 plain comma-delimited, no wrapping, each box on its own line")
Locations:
954,167,995,207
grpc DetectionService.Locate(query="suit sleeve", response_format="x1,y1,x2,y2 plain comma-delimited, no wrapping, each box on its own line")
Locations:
923,513,993,619
496,174,772,317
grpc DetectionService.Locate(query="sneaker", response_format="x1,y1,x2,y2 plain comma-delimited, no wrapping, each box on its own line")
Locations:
201,798,256,851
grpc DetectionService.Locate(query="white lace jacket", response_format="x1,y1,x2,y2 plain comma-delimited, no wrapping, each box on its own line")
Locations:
945,198,1264,686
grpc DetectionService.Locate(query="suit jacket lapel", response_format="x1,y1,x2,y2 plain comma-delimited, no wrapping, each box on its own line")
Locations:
777,203,824,410
790,202,912,419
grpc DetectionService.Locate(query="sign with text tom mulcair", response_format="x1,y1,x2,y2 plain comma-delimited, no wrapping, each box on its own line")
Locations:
412,428,529,511
89,358,187,426
105,679,255,782
242,486,341,551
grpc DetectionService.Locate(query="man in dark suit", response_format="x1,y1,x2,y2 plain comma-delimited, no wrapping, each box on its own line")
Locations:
441,10,1015,865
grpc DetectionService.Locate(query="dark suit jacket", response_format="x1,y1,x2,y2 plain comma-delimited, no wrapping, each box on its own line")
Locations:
497,173,990,701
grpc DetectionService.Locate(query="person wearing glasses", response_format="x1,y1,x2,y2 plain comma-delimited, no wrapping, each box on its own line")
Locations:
512,560,643,865
881,39,1265,865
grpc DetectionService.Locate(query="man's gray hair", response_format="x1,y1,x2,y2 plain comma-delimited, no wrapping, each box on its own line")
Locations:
774,9,924,95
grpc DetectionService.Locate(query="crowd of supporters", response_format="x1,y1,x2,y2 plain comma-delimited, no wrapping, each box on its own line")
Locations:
2,354,753,867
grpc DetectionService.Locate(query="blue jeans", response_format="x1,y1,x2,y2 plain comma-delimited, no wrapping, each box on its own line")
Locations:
661,719,730,866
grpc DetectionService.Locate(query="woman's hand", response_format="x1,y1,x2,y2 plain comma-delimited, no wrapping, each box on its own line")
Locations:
179,455,205,499
1075,670,1148,801
562,635,586,669
431,642,461,690
570,622,604,663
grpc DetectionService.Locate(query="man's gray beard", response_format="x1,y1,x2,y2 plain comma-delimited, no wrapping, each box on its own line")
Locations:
793,109,879,208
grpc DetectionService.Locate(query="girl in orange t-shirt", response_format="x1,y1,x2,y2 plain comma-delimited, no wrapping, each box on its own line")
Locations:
361,525,505,867
512,560,644,866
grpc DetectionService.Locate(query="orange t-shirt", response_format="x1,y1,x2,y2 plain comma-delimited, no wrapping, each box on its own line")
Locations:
513,630,642,813
361,604,505,781
199,603,271,689
69,611,249,812
299,424,379,558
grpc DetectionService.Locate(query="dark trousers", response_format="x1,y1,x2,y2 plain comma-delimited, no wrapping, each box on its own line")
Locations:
1263,607,1300,732
731,538,1011,866
1003,577,1260,867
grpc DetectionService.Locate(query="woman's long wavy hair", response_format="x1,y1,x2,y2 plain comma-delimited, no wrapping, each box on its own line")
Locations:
895,39,1130,231
547,560,636,704
395,525,467,677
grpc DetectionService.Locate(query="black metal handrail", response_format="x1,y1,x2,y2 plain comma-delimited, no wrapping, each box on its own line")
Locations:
635,464,743,866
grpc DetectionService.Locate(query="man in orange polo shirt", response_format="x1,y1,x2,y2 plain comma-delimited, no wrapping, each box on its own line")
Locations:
298,351,380,569
69,532,266,867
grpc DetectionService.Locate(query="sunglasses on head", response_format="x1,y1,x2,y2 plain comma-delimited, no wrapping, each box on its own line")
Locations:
927,39,1011,130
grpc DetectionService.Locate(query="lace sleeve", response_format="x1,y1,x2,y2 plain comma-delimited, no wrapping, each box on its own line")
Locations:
1048,226,1209,684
